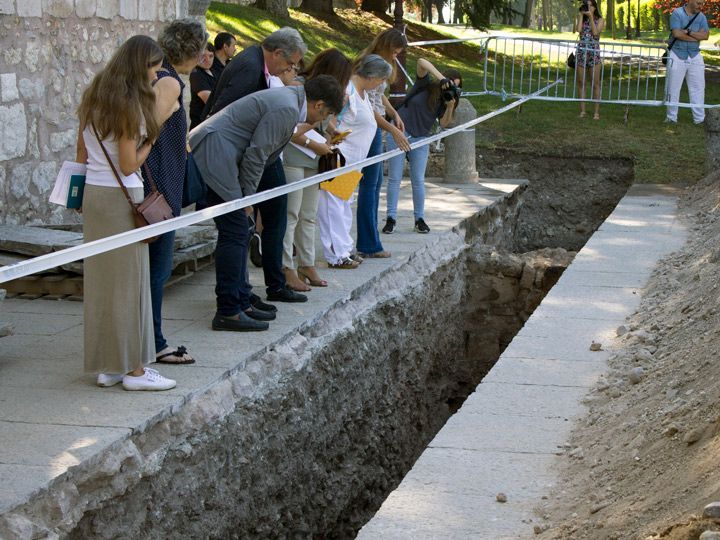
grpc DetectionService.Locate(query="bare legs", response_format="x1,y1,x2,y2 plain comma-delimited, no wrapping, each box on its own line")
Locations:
576,63,602,119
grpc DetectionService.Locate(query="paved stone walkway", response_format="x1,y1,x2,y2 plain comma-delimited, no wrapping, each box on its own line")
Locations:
0,180,519,517
357,184,686,539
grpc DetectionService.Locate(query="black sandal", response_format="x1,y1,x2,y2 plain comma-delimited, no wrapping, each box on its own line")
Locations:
155,345,195,365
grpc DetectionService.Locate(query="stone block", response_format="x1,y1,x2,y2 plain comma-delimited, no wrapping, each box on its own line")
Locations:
42,0,74,17
443,98,479,184
0,104,27,161
75,0,97,17
158,0,176,20
138,0,156,19
17,0,42,16
0,0,14,15
119,0,137,19
0,73,18,103
18,78,45,101
96,0,119,18
50,129,76,153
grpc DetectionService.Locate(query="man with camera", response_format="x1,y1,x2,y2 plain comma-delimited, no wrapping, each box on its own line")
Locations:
383,58,462,235
665,0,709,124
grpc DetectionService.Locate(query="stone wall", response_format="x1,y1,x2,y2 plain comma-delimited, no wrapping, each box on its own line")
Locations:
0,0,202,226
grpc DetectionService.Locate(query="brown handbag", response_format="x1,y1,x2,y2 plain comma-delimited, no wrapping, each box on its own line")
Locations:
91,124,173,243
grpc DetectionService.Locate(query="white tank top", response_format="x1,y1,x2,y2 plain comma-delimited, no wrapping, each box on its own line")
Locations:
82,125,145,189
336,81,377,165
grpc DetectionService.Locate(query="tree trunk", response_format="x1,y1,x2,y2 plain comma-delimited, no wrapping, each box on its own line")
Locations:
361,0,387,12
255,0,289,16
423,0,433,22
541,0,549,30
522,0,534,27
301,0,334,13
453,0,463,23
608,0,615,38
434,0,446,23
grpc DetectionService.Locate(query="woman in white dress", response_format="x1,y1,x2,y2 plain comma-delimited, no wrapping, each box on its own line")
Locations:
317,54,393,269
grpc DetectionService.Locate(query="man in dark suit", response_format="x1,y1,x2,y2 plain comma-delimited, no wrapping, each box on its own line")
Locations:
190,76,344,332
202,27,308,305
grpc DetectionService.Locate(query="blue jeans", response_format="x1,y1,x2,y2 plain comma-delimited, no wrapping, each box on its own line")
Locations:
149,231,175,353
386,132,429,221
207,186,252,316
256,159,287,294
356,128,385,254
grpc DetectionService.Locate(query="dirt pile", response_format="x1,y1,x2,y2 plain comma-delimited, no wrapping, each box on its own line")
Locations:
538,170,720,540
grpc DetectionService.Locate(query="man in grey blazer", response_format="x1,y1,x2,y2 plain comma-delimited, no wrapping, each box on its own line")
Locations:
189,75,343,332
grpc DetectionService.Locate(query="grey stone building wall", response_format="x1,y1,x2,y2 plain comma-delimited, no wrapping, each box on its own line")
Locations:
0,0,198,226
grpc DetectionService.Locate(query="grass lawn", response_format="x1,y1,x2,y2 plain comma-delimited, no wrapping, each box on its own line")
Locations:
206,2,715,184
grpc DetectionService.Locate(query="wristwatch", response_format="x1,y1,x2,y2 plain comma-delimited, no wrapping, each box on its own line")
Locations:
304,138,311,147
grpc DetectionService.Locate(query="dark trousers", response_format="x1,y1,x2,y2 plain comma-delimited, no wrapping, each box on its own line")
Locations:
207,187,252,316
256,159,287,294
149,231,175,352
356,128,385,254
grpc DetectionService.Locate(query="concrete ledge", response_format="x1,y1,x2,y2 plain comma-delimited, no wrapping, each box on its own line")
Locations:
358,185,687,539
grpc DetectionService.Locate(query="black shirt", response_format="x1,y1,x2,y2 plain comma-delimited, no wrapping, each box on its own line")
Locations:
397,74,447,138
210,56,227,81
189,67,215,130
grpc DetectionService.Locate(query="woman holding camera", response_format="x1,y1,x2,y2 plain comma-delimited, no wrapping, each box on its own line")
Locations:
575,0,605,120
383,58,461,235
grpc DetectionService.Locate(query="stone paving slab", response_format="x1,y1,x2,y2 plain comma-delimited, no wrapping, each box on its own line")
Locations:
0,181,519,518
358,186,686,539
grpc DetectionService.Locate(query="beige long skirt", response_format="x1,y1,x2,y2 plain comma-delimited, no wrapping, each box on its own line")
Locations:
83,184,154,374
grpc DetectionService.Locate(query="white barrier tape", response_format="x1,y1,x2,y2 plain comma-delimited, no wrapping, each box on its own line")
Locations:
0,80,561,285
483,90,720,108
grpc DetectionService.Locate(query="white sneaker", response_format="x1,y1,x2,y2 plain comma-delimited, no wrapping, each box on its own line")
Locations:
122,368,176,391
97,373,124,387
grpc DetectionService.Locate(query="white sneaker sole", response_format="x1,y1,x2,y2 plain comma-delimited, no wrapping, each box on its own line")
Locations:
122,378,176,391
96,374,124,387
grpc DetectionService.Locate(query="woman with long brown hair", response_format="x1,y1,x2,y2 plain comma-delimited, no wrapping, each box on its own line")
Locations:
355,28,411,259
282,48,352,290
76,35,175,391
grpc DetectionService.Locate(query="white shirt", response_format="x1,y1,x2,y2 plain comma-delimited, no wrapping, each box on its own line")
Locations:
336,81,377,165
82,125,144,188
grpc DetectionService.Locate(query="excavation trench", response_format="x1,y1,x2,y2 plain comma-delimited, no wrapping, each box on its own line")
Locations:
59,153,632,539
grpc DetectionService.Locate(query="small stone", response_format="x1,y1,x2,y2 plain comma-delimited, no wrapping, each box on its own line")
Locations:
590,500,611,514
569,447,584,459
628,367,645,384
609,387,622,398
590,341,602,351
534,524,548,534
703,501,720,519
683,426,705,445
699,532,720,540
496,492,507,503
616,325,628,336
663,424,679,437
635,349,654,363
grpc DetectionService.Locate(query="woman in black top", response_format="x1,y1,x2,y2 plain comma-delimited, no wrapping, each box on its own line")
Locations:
383,58,461,235
189,42,215,130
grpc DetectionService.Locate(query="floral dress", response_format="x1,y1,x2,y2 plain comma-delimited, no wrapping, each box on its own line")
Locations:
576,18,601,68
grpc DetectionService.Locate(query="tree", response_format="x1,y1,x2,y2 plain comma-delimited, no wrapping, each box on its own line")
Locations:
255,0,289,17
654,0,720,26
361,0,390,12
301,0,334,14
522,0,535,27
458,0,520,28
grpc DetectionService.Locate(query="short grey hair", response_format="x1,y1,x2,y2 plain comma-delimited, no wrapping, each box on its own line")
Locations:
354,54,392,80
262,27,307,58
158,19,208,66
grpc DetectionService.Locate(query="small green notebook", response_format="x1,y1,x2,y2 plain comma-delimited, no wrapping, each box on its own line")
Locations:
66,174,85,209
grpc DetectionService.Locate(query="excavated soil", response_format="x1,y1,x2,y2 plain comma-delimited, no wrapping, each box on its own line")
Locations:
536,170,720,540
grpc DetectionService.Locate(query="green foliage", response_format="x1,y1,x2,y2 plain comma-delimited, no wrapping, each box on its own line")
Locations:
614,0,666,31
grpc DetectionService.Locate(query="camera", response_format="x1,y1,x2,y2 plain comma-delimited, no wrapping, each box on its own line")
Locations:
442,83,461,102
579,0,589,11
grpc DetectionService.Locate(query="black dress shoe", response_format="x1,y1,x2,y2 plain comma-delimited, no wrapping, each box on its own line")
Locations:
244,306,276,321
250,293,277,312
267,286,308,303
212,312,269,332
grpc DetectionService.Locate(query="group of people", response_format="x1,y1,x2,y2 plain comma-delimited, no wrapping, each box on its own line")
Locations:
76,22,462,391
573,0,708,124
